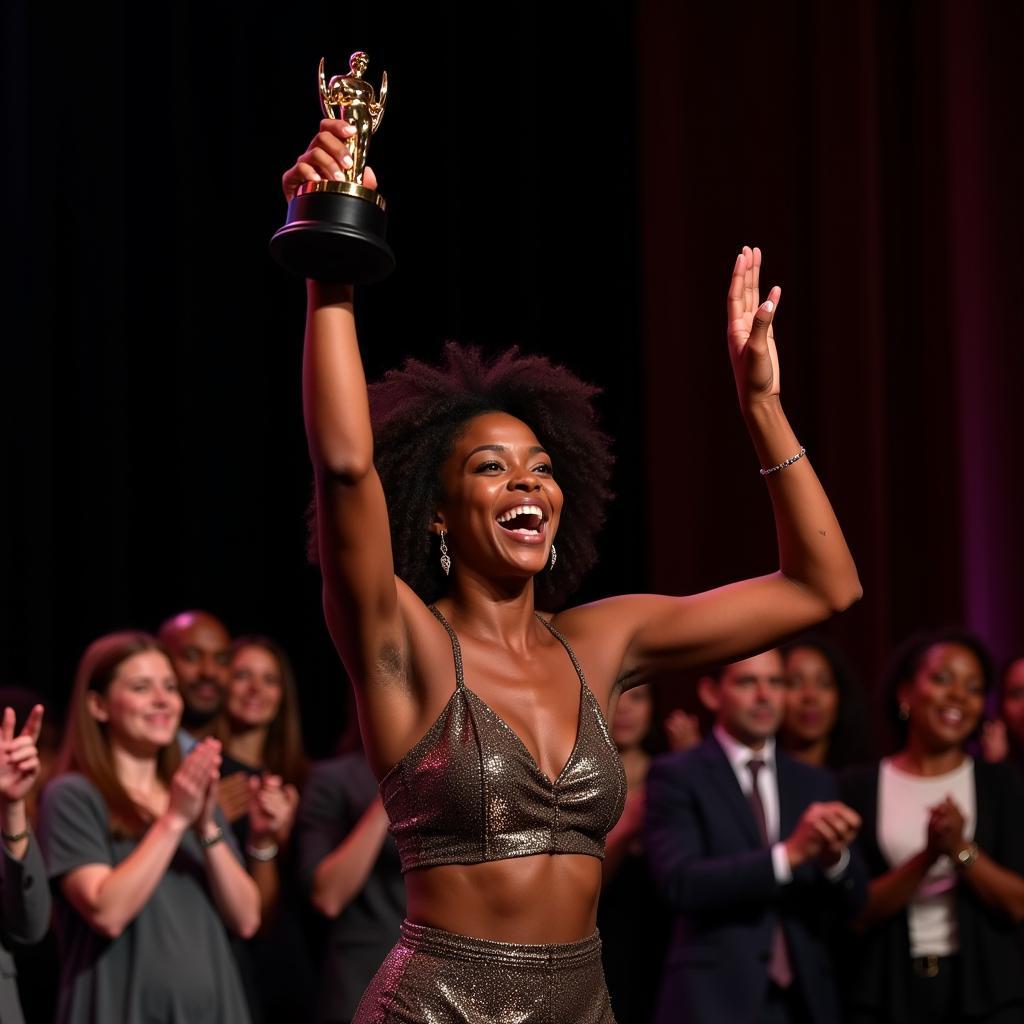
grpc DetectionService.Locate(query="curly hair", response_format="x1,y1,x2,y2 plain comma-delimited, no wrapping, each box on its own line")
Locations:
348,343,615,609
879,627,995,751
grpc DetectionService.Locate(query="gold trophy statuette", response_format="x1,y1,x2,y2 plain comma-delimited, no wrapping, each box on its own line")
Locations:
270,51,395,284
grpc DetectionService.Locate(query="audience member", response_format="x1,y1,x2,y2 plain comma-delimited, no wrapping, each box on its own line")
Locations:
779,636,873,773
979,656,1024,771
158,610,233,747
0,703,51,1024
646,650,867,1024
219,635,314,1022
599,684,671,1024
296,715,404,1024
841,629,1024,1024
39,631,259,1024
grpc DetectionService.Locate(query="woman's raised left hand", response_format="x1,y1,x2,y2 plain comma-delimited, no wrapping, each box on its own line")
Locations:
0,705,44,806
726,246,782,411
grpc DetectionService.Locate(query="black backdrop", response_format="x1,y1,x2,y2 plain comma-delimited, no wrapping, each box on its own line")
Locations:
3,3,645,753
4,2,1024,754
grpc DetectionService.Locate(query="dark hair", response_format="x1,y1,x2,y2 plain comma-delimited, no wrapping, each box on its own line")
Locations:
880,627,995,751
780,634,873,771
224,636,308,788
313,343,614,610
998,655,1024,707
56,632,182,838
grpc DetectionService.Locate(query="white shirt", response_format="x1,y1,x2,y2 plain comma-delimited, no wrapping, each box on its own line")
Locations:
713,725,793,884
714,725,850,884
878,757,976,957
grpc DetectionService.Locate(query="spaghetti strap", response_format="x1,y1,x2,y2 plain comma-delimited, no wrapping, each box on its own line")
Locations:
534,613,589,691
428,605,465,690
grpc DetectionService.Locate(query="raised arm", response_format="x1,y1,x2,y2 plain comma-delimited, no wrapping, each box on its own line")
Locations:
573,247,861,684
283,122,406,688
0,705,51,945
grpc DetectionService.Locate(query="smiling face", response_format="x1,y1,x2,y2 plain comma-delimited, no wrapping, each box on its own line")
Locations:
435,412,563,587
900,642,986,752
88,650,182,754
782,645,840,747
226,644,284,731
702,650,786,749
161,613,231,726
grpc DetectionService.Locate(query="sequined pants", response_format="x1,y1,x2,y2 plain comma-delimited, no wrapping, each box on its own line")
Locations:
352,920,617,1023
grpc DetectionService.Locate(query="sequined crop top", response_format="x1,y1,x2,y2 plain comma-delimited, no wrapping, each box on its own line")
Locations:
379,607,627,873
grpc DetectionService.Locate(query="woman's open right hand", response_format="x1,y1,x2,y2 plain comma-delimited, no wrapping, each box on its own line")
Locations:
282,119,378,202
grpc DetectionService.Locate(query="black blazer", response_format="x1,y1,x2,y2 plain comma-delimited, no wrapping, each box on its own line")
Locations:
840,759,1024,1022
645,735,867,1024
296,754,405,1024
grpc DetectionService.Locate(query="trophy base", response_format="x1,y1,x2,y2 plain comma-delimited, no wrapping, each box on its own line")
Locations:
270,181,395,284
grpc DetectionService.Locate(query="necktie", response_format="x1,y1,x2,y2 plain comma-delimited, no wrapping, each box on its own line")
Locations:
747,758,794,989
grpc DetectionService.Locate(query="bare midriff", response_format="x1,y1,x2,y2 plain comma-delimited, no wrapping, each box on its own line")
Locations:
405,853,602,944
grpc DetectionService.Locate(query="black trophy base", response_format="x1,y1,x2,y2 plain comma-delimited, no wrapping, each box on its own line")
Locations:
270,185,395,284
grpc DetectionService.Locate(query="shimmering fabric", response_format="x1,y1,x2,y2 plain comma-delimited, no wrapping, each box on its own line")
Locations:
380,608,626,873
353,920,616,1023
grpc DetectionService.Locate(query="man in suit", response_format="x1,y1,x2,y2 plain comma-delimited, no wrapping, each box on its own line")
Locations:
646,649,867,1024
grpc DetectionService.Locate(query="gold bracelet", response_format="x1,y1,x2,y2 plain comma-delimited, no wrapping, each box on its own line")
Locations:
956,841,979,870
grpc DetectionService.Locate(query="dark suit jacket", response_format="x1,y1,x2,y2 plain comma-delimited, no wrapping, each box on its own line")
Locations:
840,759,1024,1023
646,735,867,1024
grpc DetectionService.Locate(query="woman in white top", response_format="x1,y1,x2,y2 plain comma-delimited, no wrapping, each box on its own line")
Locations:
840,629,1024,1024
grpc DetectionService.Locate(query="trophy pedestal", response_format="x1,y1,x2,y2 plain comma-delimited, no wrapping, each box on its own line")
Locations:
270,180,395,284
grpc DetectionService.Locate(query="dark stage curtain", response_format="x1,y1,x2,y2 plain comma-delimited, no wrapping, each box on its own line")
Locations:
3,2,1022,746
2,4,644,750
637,0,1024,696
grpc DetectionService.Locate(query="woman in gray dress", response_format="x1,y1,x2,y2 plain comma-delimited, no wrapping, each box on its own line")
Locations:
39,631,260,1024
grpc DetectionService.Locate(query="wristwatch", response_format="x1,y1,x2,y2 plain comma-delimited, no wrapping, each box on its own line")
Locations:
955,841,979,870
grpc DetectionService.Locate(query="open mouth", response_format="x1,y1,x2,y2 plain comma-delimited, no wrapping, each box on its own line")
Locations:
496,504,546,536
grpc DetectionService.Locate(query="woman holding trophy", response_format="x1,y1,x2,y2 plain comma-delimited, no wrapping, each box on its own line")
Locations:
280,101,862,1022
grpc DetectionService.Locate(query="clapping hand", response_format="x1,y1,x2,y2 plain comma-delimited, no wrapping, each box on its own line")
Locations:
247,774,299,848
785,801,861,869
726,246,782,410
0,705,44,806
169,738,222,831
980,719,1010,764
927,796,967,860
217,772,252,824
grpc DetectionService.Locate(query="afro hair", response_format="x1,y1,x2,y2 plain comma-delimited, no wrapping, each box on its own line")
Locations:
362,342,615,609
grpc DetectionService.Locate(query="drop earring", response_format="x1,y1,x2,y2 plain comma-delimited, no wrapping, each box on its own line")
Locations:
439,530,451,576
549,544,557,571
898,703,910,721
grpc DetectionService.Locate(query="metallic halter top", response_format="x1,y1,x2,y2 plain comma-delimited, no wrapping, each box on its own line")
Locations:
379,606,627,873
